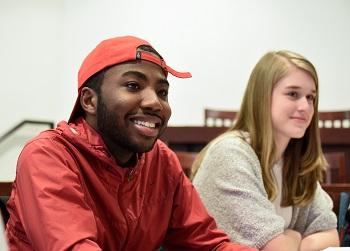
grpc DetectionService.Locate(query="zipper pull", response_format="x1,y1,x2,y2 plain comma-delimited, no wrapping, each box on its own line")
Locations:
128,168,135,181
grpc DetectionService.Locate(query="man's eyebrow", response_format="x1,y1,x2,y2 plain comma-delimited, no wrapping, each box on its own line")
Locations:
122,71,148,80
159,79,169,87
122,70,169,86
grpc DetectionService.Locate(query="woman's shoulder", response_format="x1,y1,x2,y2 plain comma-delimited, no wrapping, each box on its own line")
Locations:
204,130,261,170
209,130,253,153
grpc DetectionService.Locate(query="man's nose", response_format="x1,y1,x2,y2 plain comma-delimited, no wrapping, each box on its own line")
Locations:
140,88,162,111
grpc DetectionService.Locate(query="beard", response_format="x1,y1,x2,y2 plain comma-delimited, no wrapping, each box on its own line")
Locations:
96,96,157,154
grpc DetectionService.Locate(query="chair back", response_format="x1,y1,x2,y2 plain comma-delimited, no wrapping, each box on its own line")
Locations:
0,182,12,227
175,151,198,178
323,152,347,183
319,110,350,128
0,196,9,226
338,192,350,246
0,182,12,197
204,108,238,127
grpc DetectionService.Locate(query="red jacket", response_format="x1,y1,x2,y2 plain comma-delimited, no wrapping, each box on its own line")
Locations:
6,118,256,251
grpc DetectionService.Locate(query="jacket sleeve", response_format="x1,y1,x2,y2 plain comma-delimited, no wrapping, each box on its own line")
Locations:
293,183,338,236
162,152,257,251
13,137,102,251
192,136,285,249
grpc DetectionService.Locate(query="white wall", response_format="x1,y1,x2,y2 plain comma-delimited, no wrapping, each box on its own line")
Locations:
59,0,350,126
1,0,350,131
0,0,63,132
1,0,350,179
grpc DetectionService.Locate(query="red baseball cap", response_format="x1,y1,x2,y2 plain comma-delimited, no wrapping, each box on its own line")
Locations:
68,35,192,122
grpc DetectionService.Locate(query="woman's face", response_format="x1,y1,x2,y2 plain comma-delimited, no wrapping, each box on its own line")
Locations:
271,67,316,150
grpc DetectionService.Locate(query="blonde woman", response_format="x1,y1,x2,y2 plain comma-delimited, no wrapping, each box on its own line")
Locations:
192,50,339,251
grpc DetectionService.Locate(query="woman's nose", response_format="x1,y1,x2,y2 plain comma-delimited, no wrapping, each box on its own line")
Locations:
298,96,312,111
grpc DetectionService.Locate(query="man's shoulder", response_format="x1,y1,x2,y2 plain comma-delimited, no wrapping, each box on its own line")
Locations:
151,139,174,156
21,126,70,156
146,140,182,173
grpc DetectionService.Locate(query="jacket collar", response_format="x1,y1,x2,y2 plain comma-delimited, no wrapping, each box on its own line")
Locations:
57,117,115,164
58,117,145,170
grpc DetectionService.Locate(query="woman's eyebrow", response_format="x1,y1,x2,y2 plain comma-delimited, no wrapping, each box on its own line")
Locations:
285,85,316,93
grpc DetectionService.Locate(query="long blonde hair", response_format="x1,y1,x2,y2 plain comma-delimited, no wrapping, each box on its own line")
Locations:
192,50,325,207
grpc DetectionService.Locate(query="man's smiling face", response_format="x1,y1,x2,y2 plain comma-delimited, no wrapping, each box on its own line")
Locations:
94,60,171,163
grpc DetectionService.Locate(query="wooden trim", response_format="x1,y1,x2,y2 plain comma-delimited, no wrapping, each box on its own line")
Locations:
0,182,13,196
322,183,350,215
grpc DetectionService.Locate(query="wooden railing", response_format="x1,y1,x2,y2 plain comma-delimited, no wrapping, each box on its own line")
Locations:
161,126,350,180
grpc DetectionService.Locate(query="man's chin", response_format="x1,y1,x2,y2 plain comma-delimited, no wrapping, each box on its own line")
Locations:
133,140,158,154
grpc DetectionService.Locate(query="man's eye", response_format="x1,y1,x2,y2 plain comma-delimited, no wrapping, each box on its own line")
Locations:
126,82,140,91
158,89,168,98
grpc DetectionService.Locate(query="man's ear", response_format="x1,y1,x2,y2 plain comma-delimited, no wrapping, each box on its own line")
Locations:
80,87,98,116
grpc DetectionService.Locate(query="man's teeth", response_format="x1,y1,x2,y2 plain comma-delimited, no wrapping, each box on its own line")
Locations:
134,120,156,128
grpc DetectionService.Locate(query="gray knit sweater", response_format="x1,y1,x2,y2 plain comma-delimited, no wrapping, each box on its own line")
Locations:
193,131,337,249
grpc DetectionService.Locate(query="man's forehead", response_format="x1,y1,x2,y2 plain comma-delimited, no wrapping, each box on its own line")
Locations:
105,60,168,81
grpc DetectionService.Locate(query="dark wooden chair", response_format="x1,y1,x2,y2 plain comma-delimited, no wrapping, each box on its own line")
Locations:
318,110,350,128
323,152,347,183
322,183,350,217
338,191,350,246
0,182,12,227
174,151,198,178
322,186,350,246
204,108,238,127
0,182,12,197
0,196,9,226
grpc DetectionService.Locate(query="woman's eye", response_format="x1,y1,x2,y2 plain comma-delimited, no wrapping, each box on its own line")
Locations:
306,95,315,103
287,91,298,98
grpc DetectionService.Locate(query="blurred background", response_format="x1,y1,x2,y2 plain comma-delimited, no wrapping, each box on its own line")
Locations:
0,0,349,180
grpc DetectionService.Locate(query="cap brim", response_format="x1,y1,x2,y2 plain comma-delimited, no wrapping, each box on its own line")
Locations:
166,65,192,78
139,52,192,79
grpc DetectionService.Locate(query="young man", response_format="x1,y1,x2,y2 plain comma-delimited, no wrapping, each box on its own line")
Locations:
6,36,257,251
